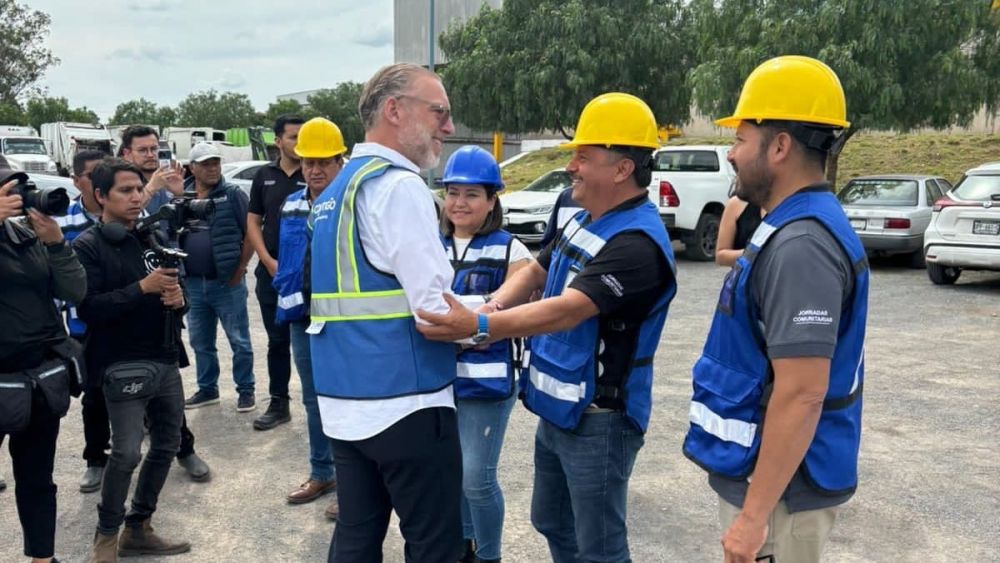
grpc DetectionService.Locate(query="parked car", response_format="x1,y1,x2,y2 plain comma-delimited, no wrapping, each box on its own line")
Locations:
838,175,951,267
923,162,1000,284
223,160,270,195
501,169,572,243
649,145,735,261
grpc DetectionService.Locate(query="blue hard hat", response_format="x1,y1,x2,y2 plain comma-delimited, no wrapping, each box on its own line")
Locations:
442,145,504,191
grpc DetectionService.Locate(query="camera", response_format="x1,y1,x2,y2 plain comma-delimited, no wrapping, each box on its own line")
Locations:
136,195,214,236
0,172,70,216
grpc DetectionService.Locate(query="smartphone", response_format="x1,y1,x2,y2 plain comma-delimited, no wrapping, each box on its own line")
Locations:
158,148,173,169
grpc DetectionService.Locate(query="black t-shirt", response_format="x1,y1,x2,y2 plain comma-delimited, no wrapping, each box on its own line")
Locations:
248,160,305,262
538,195,673,407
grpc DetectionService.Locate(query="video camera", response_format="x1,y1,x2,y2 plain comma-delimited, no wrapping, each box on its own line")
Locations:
0,171,70,216
133,195,215,271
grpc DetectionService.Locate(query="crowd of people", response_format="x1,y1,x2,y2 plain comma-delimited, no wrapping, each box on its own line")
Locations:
0,56,868,563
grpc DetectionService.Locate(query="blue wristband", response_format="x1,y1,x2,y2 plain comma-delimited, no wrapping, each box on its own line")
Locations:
477,313,489,335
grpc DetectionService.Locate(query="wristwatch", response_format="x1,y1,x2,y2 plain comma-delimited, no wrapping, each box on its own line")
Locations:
471,313,490,345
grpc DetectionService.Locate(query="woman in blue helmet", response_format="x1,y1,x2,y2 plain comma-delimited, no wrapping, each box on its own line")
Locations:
440,145,533,563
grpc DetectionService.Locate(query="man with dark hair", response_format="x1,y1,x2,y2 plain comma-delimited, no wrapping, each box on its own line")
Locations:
418,92,676,563
683,56,867,563
245,114,306,430
75,158,192,562
118,125,183,215
179,143,256,412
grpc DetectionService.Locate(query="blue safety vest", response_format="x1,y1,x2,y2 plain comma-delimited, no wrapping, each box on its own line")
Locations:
309,155,456,399
683,189,868,495
443,230,515,400
58,198,100,337
273,189,311,324
521,200,676,432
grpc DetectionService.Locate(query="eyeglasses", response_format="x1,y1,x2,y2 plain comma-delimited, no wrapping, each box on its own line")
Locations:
129,147,159,155
397,94,452,124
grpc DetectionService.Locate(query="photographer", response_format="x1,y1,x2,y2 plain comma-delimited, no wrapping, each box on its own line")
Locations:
73,159,191,561
0,168,87,562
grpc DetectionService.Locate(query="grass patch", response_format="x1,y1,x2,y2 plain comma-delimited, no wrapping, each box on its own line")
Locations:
501,133,1000,191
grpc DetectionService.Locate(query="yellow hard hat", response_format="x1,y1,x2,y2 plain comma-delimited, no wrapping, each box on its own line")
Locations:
716,55,850,130
560,93,659,150
294,117,348,158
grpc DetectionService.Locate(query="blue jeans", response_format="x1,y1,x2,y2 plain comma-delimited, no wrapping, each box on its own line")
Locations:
531,412,645,563
186,276,255,395
290,321,335,482
457,395,516,560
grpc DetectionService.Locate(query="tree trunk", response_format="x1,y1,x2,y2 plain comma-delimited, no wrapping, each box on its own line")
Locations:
825,127,857,188
558,125,574,140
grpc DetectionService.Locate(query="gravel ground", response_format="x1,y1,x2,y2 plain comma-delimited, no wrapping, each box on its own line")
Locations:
2,254,998,563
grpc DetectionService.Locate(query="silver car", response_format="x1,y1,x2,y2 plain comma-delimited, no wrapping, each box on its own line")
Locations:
222,160,270,196
923,162,1000,285
838,175,952,267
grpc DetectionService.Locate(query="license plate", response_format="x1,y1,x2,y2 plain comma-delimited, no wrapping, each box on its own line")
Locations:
850,219,866,230
972,220,1000,236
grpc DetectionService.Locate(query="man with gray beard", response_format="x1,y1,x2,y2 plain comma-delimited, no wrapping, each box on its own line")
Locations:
307,63,462,562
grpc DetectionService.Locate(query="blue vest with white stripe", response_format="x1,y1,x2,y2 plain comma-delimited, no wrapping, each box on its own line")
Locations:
683,189,868,495
443,230,515,400
309,155,456,399
58,198,99,337
273,189,311,324
522,200,676,432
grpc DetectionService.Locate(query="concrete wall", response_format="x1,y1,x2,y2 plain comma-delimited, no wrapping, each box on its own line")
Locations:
394,0,502,66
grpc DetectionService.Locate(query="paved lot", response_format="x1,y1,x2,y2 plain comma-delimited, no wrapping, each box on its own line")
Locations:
2,255,999,562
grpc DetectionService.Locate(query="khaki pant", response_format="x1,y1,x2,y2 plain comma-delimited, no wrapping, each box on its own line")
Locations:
719,497,838,563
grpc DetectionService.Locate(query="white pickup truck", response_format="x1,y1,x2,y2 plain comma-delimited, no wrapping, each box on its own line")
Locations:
647,145,736,261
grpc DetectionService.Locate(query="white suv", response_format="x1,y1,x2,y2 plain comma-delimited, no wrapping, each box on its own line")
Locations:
648,145,735,261
923,162,1000,284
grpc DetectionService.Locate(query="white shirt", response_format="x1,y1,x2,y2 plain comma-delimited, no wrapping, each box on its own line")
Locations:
317,143,456,441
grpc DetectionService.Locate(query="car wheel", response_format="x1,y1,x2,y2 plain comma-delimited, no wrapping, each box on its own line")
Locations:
683,213,721,261
907,249,926,269
927,262,960,285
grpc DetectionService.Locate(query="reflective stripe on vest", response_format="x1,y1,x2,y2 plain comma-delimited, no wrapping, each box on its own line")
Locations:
683,188,867,494
311,290,411,321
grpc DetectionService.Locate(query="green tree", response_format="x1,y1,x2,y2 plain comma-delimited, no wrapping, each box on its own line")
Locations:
263,98,313,125
110,97,176,128
175,89,257,130
0,101,27,125
687,0,999,185
0,0,59,103
439,0,694,136
24,96,99,131
307,82,364,148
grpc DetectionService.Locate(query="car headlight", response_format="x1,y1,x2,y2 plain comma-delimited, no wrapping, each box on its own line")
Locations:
7,160,21,171
47,162,57,171
524,205,553,215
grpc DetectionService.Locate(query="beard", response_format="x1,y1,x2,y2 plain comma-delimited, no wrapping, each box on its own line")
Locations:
733,152,774,208
399,120,439,170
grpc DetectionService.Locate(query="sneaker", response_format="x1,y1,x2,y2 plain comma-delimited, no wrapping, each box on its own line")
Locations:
184,389,220,410
252,396,291,431
80,465,104,493
236,391,256,412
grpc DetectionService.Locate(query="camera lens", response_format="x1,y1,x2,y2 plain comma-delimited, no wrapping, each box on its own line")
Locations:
187,198,213,220
24,187,70,216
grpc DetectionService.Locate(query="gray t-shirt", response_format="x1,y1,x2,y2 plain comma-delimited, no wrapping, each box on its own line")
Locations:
710,219,856,513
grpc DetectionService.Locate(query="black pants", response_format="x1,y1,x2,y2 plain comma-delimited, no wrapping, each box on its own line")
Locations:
328,407,463,563
1,392,61,558
99,362,184,534
83,385,197,465
255,274,291,399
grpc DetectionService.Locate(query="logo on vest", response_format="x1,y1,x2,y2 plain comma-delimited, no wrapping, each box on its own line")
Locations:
312,199,337,222
121,381,145,395
793,309,833,326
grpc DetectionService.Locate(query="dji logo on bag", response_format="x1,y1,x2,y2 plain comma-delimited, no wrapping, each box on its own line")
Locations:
121,381,145,395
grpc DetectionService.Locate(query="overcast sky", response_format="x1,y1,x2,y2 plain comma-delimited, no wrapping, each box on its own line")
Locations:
30,0,395,120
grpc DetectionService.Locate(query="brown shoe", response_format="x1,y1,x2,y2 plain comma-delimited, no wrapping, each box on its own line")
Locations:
90,530,119,563
118,519,191,557
287,478,336,505
324,497,339,521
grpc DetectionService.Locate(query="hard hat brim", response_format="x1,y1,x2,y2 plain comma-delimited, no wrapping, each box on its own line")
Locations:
715,114,851,130
558,140,659,150
294,147,348,159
